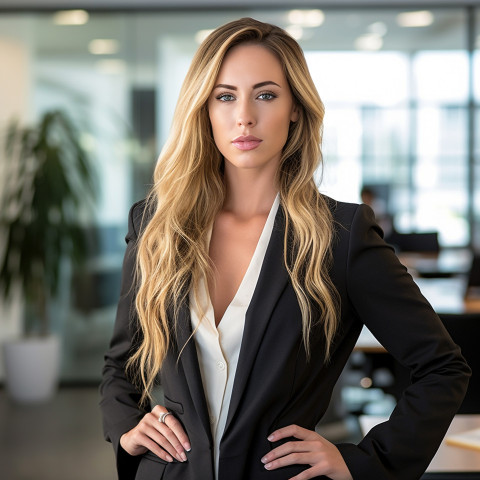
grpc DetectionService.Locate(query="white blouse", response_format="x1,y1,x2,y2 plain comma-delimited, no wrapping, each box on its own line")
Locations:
189,194,280,478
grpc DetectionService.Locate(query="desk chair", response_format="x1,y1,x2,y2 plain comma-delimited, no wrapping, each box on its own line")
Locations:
388,231,440,254
466,255,480,297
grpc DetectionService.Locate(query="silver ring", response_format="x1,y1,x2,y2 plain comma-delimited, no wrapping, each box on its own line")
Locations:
158,411,173,424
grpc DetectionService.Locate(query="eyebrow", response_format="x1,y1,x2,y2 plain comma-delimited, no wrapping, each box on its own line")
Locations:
212,81,281,91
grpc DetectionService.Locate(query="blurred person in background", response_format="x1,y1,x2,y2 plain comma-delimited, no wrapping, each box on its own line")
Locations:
360,185,394,242
100,17,470,480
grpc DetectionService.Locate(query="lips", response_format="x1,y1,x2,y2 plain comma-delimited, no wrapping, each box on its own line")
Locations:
232,135,262,151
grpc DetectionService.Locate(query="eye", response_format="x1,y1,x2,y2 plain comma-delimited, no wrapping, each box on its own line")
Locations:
216,93,235,102
257,92,277,101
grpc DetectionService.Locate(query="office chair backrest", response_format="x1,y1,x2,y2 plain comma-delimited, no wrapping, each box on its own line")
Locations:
387,231,440,254
467,255,480,289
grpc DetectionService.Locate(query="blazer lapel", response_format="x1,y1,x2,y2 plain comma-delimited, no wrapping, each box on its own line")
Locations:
223,207,290,433
175,302,213,445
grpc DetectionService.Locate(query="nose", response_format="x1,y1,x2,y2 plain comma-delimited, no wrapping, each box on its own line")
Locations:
236,101,256,127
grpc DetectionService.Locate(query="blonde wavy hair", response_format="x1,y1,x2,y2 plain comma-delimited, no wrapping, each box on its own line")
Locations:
127,17,339,403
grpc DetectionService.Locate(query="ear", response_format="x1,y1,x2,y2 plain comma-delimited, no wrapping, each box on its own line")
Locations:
290,104,299,123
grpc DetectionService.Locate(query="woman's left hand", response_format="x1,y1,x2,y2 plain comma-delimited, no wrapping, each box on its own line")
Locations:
261,425,353,480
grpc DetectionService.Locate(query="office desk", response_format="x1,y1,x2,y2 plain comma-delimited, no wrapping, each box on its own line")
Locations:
359,415,480,475
415,277,467,313
414,277,480,314
398,249,472,278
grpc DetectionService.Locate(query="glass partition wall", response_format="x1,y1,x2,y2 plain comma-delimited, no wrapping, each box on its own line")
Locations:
0,6,478,381
474,8,480,249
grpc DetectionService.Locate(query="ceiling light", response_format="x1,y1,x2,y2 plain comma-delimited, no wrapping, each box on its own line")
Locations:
287,9,324,28
53,10,89,26
397,10,434,28
367,21,387,37
286,25,304,40
89,39,119,55
195,29,214,44
354,34,383,51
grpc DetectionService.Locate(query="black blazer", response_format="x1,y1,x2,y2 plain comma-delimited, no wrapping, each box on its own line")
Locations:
100,197,470,480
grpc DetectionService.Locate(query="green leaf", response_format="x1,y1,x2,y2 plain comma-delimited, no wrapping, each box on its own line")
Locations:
0,109,98,335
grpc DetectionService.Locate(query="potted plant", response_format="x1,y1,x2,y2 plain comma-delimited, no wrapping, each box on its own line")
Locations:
0,110,97,402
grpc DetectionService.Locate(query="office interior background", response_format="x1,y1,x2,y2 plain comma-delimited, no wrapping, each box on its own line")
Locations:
0,0,480,478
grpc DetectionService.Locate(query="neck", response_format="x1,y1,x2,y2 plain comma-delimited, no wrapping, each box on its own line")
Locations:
223,166,278,219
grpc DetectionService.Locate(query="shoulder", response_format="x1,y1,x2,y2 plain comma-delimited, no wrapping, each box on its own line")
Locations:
126,198,152,241
320,193,381,244
321,194,366,226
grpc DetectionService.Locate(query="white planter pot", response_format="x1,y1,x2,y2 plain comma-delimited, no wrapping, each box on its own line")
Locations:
3,335,61,403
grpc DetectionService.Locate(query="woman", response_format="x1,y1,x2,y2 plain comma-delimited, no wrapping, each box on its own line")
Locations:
100,18,470,480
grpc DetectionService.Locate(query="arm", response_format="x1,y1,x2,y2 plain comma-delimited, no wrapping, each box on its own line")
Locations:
337,203,471,479
261,203,470,479
100,201,191,478
99,201,147,479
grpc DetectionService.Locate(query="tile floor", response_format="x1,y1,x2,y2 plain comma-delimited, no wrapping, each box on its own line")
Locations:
0,387,116,480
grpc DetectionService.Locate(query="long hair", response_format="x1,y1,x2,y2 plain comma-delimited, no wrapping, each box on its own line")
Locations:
127,17,339,403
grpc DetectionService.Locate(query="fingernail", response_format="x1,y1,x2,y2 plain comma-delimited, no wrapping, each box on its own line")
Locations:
261,456,267,464
181,452,187,462
267,434,274,441
264,463,272,470
184,442,191,452
166,454,174,462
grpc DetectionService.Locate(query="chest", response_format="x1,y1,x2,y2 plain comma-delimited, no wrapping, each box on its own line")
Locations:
208,213,268,325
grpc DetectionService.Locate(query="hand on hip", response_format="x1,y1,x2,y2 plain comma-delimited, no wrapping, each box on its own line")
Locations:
120,404,191,463
261,424,353,480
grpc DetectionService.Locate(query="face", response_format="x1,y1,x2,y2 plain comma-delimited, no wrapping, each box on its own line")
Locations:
208,43,298,176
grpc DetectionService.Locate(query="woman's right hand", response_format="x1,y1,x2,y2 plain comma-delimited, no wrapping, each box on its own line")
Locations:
120,405,191,463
